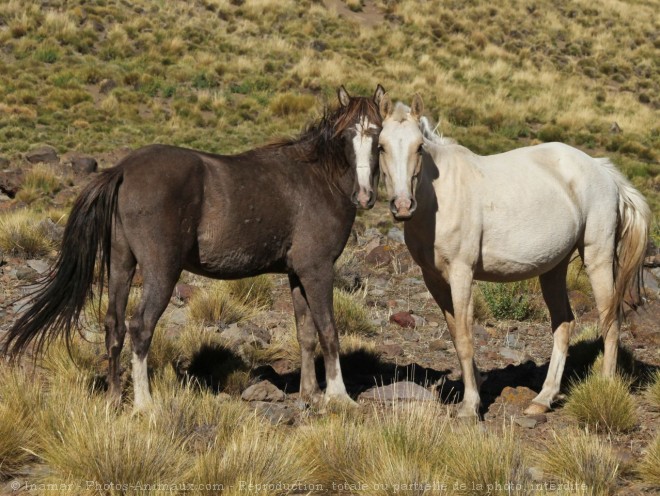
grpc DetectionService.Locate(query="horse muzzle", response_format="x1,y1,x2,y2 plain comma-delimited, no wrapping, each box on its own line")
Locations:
353,190,376,210
390,197,417,220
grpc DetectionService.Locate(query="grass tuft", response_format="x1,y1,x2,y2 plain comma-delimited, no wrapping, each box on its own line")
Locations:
637,433,660,488
0,209,56,257
477,280,539,321
333,288,374,336
537,428,620,496
187,281,255,326
645,369,660,408
223,275,274,309
565,372,637,433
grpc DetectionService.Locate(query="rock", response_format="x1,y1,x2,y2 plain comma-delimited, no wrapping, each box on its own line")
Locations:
411,314,426,327
514,414,546,429
71,156,98,174
609,121,622,134
498,386,538,409
309,40,327,52
644,254,660,268
359,381,435,402
365,245,392,266
173,283,198,302
25,145,59,164
99,78,117,94
221,323,269,348
26,259,49,274
15,266,37,281
165,307,188,327
527,466,544,482
499,347,528,363
271,358,296,375
369,288,385,297
429,339,448,351
503,333,524,349
253,401,296,425
387,227,405,244
38,218,64,244
389,311,416,328
377,343,404,357
241,380,285,402
0,169,23,198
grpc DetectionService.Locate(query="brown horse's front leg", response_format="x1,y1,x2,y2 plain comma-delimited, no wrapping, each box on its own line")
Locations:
297,265,353,404
289,274,322,402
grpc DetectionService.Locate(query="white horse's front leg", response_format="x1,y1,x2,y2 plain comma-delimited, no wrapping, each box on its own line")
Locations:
448,266,481,418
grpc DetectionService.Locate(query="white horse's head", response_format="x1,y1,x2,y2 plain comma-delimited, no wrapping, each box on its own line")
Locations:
377,94,424,220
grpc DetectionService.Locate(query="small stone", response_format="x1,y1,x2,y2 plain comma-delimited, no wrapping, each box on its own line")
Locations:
369,288,385,297
514,416,539,429
25,145,59,164
173,283,197,302
377,343,404,357
71,156,98,174
387,227,405,244
527,466,544,482
498,386,538,409
253,401,296,425
499,347,528,363
26,259,50,275
271,359,296,375
241,380,285,402
429,339,447,351
503,333,524,349
359,381,435,402
390,311,415,328
165,307,188,327
100,79,117,94
366,245,392,266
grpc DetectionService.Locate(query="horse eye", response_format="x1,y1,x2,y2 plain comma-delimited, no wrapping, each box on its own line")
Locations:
417,144,424,154
378,145,384,154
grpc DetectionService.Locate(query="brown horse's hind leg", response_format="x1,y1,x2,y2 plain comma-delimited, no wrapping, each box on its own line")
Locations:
296,265,351,404
104,225,136,404
289,274,322,402
127,267,180,412
526,259,574,415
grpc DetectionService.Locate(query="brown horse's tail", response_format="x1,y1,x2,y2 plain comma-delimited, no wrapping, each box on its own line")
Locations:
598,158,651,334
2,166,125,358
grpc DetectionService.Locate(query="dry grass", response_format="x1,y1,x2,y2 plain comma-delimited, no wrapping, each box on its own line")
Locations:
15,164,62,204
223,275,274,309
565,372,637,433
333,288,375,336
646,369,660,409
0,209,56,257
187,281,256,326
637,433,660,488
537,428,620,496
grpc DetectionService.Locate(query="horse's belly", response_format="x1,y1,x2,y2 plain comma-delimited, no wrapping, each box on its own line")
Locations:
476,223,578,281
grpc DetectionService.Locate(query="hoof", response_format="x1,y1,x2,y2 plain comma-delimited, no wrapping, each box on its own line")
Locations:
324,393,359,412
523,402,550,415
454,402,480,420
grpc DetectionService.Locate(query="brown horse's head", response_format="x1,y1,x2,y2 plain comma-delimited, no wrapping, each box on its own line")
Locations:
334,84,386,209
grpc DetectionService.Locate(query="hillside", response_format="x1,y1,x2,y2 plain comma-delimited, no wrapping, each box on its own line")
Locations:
0,0,657,216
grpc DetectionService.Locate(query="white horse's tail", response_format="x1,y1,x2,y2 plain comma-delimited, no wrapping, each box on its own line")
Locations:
598,158,651,331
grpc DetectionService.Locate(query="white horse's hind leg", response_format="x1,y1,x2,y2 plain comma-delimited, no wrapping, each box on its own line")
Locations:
584,253,619,377
526,261,574,414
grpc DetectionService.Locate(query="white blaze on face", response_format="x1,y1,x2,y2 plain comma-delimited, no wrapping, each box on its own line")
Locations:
352,116,378,196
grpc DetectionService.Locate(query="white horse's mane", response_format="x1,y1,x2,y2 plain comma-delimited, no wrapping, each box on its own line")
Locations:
419,115,457,146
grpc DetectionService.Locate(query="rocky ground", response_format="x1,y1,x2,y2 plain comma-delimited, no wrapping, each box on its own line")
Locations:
1,150,659,494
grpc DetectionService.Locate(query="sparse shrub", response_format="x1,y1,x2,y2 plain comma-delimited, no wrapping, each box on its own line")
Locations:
478,281,537,321
472,284,493,322
0,209,55,257
188,281,254,326
34,379,191,493
637,433,660,488
537,124,565,143
224,275,274,308
645,369,660,408
441,424,529,494
23,165,61,196
0,365,43,478
334,248,364,292
537,428,620,495
565,372,637,432
269,92,317,117
333,288,374,336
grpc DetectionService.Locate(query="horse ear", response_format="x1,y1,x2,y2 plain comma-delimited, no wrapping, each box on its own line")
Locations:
337,86,351,107
379,93,392,119
373,84,386,105
411,94,424,119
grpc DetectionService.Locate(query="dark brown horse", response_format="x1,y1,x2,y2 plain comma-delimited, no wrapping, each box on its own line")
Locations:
3,85,385,410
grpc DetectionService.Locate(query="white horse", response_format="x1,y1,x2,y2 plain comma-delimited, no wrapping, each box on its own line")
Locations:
377,94,651,418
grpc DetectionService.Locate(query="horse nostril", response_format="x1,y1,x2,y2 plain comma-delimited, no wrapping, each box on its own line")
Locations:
351,191,359,206
389,198,398,214
409,198,418,213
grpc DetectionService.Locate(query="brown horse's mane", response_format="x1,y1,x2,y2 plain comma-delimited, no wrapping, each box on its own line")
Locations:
255,97,381,179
